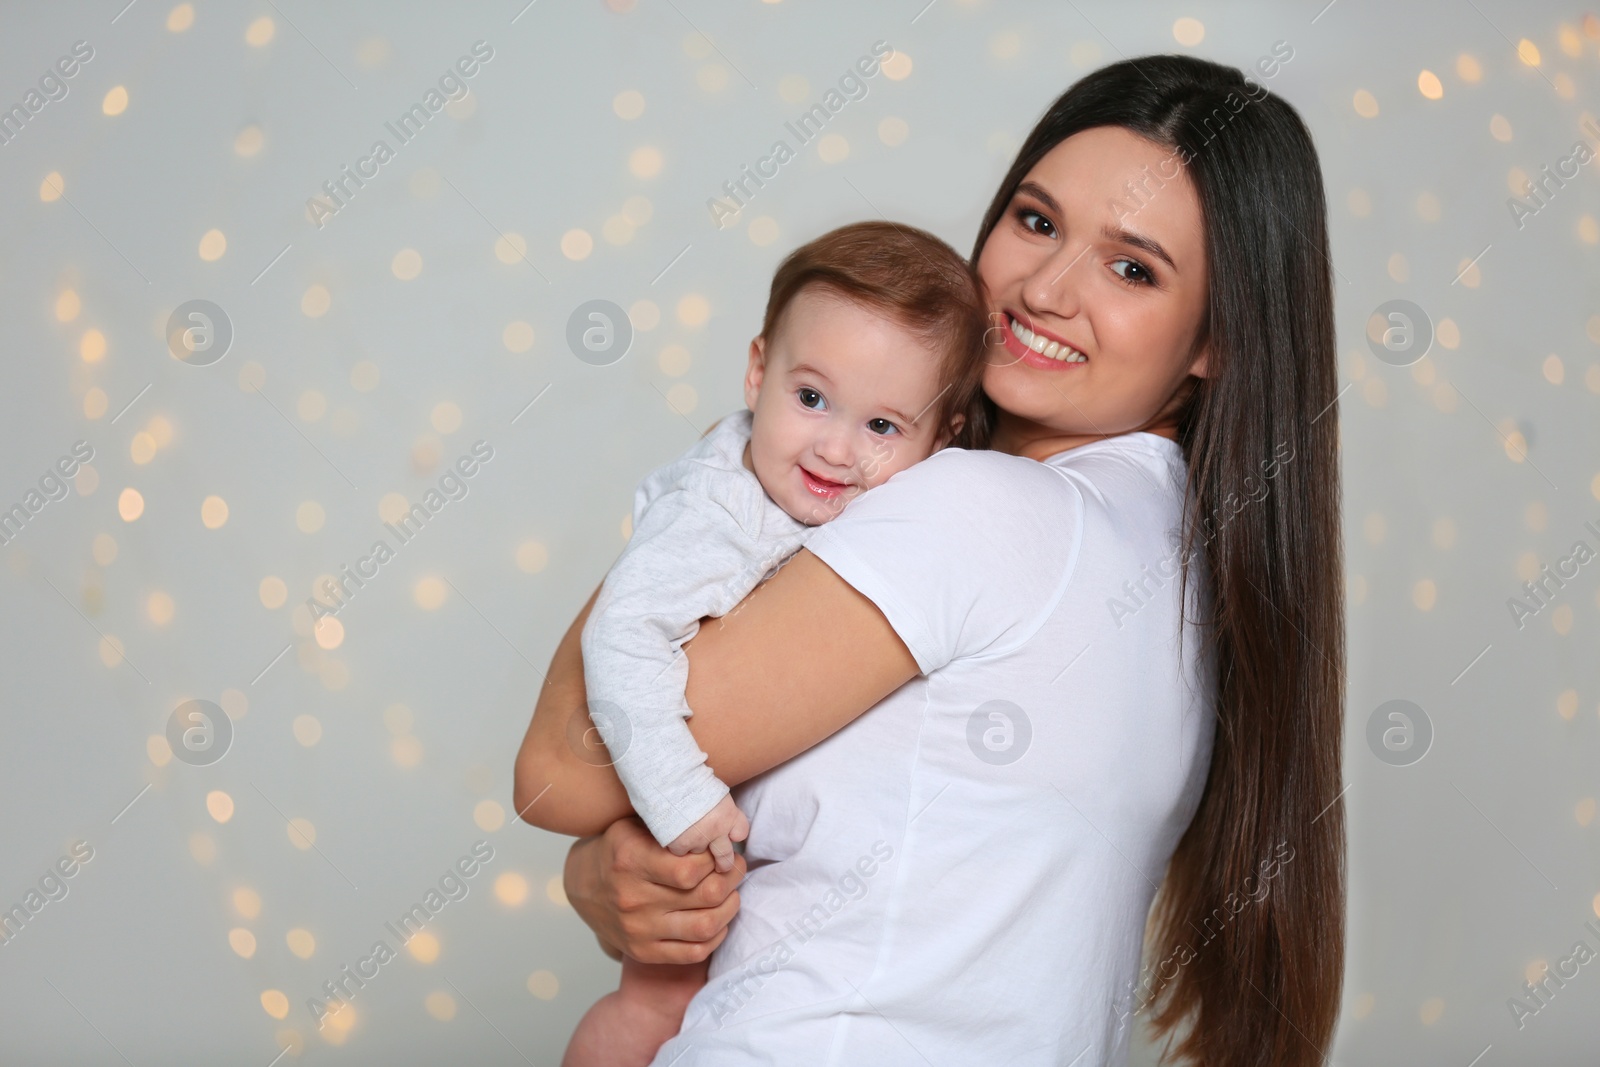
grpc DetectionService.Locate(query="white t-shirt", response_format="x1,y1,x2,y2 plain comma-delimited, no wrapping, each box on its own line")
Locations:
649,434,1216,1067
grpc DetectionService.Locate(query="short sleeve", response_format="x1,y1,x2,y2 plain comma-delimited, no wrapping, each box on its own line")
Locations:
804,448,1084,674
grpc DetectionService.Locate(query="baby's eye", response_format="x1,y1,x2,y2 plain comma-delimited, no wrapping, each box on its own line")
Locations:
867,418,899,436
797,387,825,410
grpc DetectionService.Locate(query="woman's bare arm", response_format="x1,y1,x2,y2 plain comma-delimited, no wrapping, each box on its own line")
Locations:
512,549,918,838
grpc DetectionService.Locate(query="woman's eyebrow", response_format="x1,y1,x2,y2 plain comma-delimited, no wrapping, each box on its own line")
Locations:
1014,180,1061,217
1101,224,1176,271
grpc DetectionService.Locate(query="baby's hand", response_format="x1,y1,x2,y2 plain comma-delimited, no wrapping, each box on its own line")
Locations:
666,795,749,873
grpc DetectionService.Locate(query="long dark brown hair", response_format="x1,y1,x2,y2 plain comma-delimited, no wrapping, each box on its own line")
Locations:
968,55,1346,1066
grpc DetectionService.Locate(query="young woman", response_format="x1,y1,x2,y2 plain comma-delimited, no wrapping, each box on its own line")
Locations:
516,54,1346,1067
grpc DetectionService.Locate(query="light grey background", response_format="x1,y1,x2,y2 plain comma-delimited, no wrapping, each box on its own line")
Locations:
1,1,1597,1064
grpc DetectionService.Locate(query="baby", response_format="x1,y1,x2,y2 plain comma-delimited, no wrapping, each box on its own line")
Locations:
562,219,989,1067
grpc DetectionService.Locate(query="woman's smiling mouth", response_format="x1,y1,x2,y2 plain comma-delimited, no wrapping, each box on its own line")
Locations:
1003,311,1088,367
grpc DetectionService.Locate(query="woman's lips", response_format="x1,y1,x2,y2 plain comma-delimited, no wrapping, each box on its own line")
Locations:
800,468,849,498
1000,311,1087,371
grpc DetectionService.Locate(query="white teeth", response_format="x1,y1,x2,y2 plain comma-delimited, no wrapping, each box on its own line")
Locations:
1009,315,1085,363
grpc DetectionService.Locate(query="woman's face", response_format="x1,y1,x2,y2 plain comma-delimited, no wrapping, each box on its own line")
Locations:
976,125,1211,450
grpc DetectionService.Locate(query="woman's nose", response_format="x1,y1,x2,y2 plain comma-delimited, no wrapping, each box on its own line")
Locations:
1022,241,1087,319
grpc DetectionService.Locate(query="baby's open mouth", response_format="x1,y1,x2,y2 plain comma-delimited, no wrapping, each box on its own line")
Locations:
800,467,850,498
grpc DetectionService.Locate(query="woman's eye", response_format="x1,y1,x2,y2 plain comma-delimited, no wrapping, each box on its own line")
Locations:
1110,258,1154,287
797,387,825,410
1016,207,1056,238
868,418,899,436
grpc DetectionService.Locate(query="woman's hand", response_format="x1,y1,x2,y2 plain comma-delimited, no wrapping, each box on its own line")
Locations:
565,816,746,965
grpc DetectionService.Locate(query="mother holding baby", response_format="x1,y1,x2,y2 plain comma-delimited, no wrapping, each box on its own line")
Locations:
516,53,1345,1067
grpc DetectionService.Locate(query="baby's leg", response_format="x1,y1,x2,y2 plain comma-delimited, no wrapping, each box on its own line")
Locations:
561,956,709,1067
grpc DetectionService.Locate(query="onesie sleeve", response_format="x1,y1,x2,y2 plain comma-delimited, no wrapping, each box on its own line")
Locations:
583,478,809,845
804,448,1083,675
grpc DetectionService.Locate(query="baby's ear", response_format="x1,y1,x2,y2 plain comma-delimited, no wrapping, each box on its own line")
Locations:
743,336,767,411
936,411,966,450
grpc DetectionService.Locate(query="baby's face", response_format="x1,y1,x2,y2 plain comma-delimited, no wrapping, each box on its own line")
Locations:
743,286,955,526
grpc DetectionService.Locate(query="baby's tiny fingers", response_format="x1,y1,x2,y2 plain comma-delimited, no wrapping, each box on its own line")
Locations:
708,835,735,873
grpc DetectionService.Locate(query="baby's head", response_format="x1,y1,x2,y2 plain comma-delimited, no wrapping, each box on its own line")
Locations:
744,220,988,526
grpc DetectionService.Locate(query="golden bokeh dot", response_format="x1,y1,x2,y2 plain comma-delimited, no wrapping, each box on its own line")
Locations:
1489,114,1512,143
1172,17,1205,46
494,232,528,264
1417,70,1443,100
1363,513,1387,545
1419,997,1444,1025
296,501,325,534
297,390,327,422
1416,192,1440,222
301,284,332,318
473,799,506,832
424,991,457,1021
293,714,323,746
988,30,1021,60
677,294,710,327
1437,318,1460,349
131,432,157,464
238,360,266,391
1347,188,1371,218
561,229,595,260
356,37,391,69
1412,580,1437,611
546,876,569,907
147,590,175,625
778,74,811,103
234,886,262,919
878,116,909,147
146,733,172,765
1560,23,1584,55
287,817,317,850
80,328,107,363
1455,258,1482,288
259,576,288,609
666,383,698,415
1543,355,1565,384
414,576,449,610
748,216,780,246
201,495,229,529
1361,377,1387,408
377,492,409,525
1504,429,1528,463
659,344,692,377
629,146,663,179
1456,53,1481,82
1558,689,1579,719
1508,166,1530,198
372,721,420,769
1386,252,1408,283
1524,960,1547,985
118,487,144,522
695,64,729,92
207,790,235,823
261,990,289,1020
1352,90,1379,119
629,300,660,331
817,134,850,164
494,872,529,906
882,50,912,80
613,89,645,119
1552,604,1573,635
527,970,559,1000
76,464,99,496
189,832,216,866
350,360,381,392
1517,38,1540,66
314,615,344,651
621,513,633,541
167,3,194,32
391,248,423,280
1589,366,1600,395
92,533,118,566
198,228,227,261
55,289,80,322
682,32,712,59
1579,215,1599,245
431,401,462,434
246,16,276,46
1515,551,1539,582
230,928,257,958
234,124,264,156
1432,517,1456,549
39,172,64,202
602,214,636,245
515,541,549,574
503,320,535,353
1576,797,1597,827
407,931,440,964
287,928,316,959
220,688,248,720
102,86,129,116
